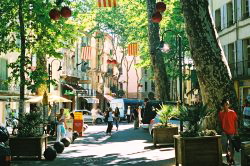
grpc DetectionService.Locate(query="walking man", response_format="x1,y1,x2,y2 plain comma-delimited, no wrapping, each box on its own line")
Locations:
219,99,238,165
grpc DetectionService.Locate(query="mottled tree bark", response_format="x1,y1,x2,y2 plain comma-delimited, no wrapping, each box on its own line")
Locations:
180,0,239,125
146,0,170,101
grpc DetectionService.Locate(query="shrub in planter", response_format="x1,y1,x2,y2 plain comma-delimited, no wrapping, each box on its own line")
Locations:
16,112,44,137
9,112,48,159
152,104,179,146
174,104,222,166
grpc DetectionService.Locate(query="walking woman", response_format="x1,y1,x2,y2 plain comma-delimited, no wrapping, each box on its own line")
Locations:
106,107,113,136
114,107,120,131
56,108,67,142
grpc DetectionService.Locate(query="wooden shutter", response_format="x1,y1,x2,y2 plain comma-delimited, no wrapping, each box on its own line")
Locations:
223,4,228,28
232,0,235,23
237,0,242,21
237,40,243,75
248,0,250,15
221,6,224,29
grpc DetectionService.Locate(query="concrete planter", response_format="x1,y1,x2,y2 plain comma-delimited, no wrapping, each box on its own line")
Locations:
153,127,178,147
9,135,48,160
174,135,222,166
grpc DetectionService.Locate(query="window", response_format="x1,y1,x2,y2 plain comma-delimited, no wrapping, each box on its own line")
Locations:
81,36,90,46
227,2,234,26
144,69,147,75
215,9,221,31
151,81,155,92
145,81,148,92
0,58,8,90
228,43,235,65
243,38,250,68
242,0,250,19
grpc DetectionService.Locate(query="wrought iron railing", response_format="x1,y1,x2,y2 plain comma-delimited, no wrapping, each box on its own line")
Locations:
229,60,250,79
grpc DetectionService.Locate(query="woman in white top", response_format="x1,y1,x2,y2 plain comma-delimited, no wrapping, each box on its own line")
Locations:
106,107,113,136
56,108,67,142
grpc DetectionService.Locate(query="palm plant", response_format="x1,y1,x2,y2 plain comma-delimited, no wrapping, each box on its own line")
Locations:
179,104,216,137
156,104,179,127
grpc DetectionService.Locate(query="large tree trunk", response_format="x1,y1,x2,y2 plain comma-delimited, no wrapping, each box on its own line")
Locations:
18,0,26,115
180,0,239,127
146,0,170,101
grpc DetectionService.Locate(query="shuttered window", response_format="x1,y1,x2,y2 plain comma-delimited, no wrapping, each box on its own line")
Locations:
215,9,221,31
0,58,8,90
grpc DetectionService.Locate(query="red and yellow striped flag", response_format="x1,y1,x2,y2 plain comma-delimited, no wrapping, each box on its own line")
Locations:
128,43,138,56
97,0,117,7
81,46,92,60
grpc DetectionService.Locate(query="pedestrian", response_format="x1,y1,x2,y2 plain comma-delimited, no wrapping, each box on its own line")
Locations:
133,105,140,129
126,105,131,123
218,99,238,165
56,108,67,142
114,107,120,131
106,107,113,136
91,106,98,125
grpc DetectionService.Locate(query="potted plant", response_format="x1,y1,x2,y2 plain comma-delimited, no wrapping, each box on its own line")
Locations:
174,104,222,166
152,104,179,147
9,112,48,160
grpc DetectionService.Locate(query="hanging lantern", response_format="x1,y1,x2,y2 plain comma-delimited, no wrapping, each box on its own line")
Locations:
60,7,72,18
156,2,166,12
49,9,61,20
107,59,112,64
111,60,117,64
152,12,162,23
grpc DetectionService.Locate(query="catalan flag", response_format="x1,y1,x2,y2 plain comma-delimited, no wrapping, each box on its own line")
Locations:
97,0,117,7
128,43,138,56
81,46,92,60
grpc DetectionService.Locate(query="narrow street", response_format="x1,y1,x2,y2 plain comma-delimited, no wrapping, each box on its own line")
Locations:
12,123,176,166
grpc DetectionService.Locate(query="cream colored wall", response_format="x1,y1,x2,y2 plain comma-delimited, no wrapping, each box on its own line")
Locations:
212,0,231,9
211,0,250,43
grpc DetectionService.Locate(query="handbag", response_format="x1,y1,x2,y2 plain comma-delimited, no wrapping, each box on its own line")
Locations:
231,135,241,152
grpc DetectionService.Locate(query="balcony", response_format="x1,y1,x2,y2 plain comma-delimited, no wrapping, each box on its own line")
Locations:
61,69,82,79
77,89,97,97
229,60,250,80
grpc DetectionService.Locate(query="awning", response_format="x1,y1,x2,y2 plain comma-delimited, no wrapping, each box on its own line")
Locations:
62,83,85,91
104,95,115,102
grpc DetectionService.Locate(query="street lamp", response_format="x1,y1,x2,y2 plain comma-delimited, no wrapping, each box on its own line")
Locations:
159,30,183,132
48,59,62,93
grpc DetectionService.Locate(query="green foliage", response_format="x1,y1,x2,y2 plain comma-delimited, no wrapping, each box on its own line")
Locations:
179,104,216,137
157,104,179,127
17,112,44,137
5,56,56,93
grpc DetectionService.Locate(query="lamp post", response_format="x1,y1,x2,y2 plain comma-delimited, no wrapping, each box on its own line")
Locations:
160,30,183,132
48,59,62,93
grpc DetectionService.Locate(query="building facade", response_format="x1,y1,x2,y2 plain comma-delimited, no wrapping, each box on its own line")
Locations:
210,0,250,108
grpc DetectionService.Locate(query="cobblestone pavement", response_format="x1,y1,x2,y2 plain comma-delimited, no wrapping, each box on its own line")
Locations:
12,123,176,166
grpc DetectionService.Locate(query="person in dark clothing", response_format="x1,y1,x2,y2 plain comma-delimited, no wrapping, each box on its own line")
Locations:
114,107,120,131
106,107,113,136
133,106,140,129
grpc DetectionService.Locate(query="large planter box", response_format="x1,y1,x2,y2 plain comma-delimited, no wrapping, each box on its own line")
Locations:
153,127,178,147
9,135,48,160
174,135,222,166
